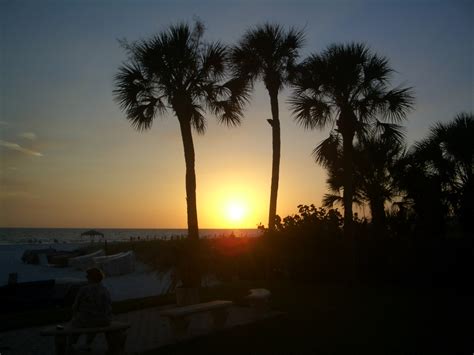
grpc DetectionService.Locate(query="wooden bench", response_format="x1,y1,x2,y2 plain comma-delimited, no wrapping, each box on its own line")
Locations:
40,321,130,355
160,300,233,337
245,288,271,313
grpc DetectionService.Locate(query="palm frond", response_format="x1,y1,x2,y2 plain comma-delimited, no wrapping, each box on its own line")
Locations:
443,112,474,174
114,20,247,135
190,104,206,134
200,42,227,81
113,62,166,131
378,86,415,122
205,77,251,127
322,191,364,208
373,120,406,144
362,53,392,85
322,193,343,208
312,132,342,167
229,43,262,85
291,42,413,135
289,93,331,130
230,23,304,94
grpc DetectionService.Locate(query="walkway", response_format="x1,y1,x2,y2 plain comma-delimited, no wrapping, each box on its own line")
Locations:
0,304,280,354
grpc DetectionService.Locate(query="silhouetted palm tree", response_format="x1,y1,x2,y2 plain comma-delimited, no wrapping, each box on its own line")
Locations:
400,112,473,237
230,23,304,230
316,123,406,235
393,148,447,238
290,43,414,237
114,22,248,285
436,113,474,235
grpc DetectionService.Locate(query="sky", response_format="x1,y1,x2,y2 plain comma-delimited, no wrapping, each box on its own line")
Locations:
0,0,472,229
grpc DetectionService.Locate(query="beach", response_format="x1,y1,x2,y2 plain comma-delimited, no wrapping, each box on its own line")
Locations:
0,228,254,302
0,243,172,301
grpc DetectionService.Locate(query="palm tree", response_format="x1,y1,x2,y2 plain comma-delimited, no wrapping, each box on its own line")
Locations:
400,112,473,237
290,43,414,237
393,148,448,238
437,113,474,236
230,23,304,230
114,22,249,286
316,123,406,235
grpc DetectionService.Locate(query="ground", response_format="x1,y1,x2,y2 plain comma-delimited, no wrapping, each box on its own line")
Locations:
1,279,471,354
143,281,473,355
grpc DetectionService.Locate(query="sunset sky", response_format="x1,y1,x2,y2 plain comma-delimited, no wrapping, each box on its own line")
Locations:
1,0,472,228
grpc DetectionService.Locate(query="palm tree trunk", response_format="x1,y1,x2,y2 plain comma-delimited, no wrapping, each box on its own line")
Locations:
178,118,199,241
342,130,355,238
267,89,280,231
369,196,386,236
178,117,201,288
460,178,473,237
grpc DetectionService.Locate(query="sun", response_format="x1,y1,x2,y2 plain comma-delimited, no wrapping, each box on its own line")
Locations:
202,183,263,228
226,201,246,222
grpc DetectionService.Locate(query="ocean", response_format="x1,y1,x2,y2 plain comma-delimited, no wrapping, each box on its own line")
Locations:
0,228,262,245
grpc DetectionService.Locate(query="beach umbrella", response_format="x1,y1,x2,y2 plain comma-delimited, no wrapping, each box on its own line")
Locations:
81,229,104,243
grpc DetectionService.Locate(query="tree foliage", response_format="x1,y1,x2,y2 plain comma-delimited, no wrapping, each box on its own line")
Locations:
290,43,414,237
231,23,305,231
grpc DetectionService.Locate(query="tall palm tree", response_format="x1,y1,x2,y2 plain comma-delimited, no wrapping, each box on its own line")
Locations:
114,22,248,286
230,23,304,230
290,43,414,237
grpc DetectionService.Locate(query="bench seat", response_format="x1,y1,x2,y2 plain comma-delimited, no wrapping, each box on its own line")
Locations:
40,321,130,335
161,300,233,337
245,288,271,312
40,321,129,355
161,300,232,318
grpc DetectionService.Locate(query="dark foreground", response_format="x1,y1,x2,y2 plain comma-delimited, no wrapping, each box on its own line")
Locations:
144,281,472,355
1,280,471,354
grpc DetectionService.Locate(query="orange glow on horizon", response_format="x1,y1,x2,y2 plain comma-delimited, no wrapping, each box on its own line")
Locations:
200,180,266,229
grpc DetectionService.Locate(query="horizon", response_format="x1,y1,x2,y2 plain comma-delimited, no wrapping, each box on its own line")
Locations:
1,0,472,228
0,226,260,230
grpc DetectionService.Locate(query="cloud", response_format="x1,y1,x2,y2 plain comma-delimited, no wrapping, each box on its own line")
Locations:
18,132,37,140
0,140,43,156
0,190,39,199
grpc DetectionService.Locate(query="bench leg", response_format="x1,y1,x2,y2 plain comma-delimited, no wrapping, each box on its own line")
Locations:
169,317,190,338
54,335,67,355
211,308,229,329
106,330,127,355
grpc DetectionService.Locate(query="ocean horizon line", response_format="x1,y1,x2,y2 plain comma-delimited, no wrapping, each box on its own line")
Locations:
0,226,258,230
0,227,262,245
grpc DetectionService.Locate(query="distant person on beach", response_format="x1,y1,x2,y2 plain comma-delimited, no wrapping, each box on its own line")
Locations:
70,267,112,349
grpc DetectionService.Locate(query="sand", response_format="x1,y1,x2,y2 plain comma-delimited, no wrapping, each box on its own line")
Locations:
0,244,172,301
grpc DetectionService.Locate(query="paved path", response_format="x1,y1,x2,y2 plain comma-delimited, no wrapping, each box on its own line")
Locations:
0,305,280,354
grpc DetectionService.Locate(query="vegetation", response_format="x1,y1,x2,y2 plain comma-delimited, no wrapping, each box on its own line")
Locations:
4,18,473,355
290,43,414,237
112,21,471,300
230,23,305,230
395,112,474,237
315,126,406,236
114,21,248,286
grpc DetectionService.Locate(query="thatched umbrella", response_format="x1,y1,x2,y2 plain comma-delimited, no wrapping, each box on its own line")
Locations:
81,229,104,243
